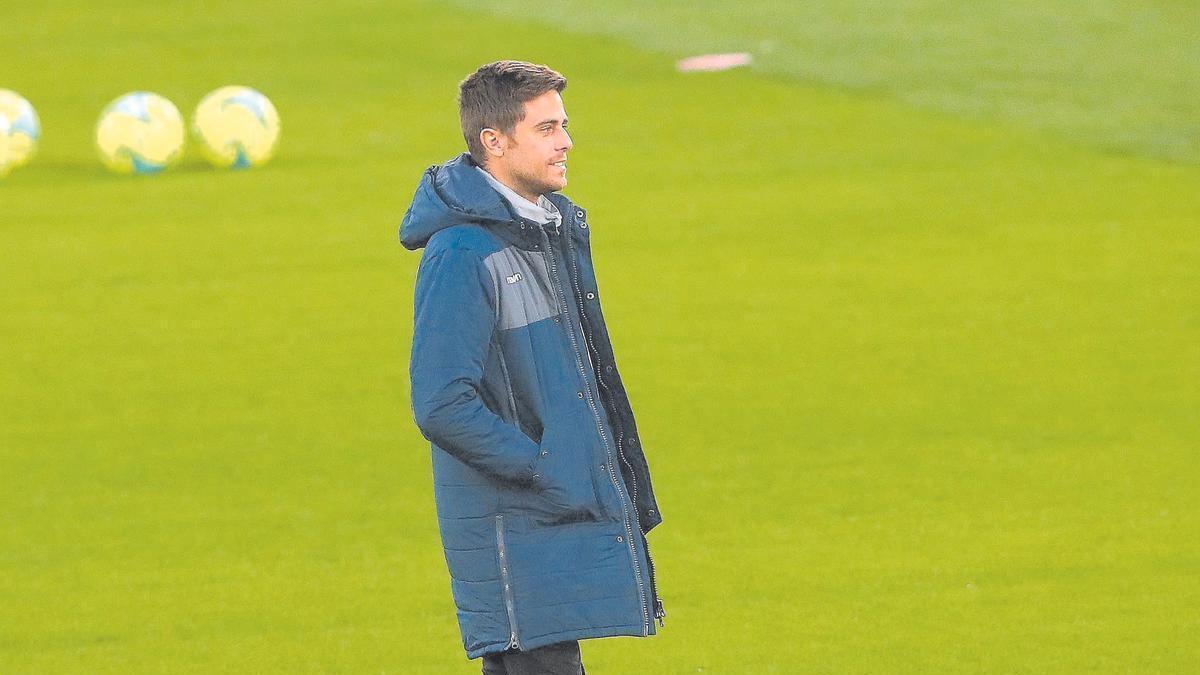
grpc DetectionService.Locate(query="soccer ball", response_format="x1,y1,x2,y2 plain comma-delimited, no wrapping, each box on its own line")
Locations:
0,115,12,179
96,92,186,174
191,86,280,168
0,89,40,168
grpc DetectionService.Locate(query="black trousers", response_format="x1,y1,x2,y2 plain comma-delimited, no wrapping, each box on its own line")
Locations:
480,640,586,675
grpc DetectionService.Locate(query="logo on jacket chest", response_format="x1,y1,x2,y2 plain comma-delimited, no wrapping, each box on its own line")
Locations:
484,247,560,331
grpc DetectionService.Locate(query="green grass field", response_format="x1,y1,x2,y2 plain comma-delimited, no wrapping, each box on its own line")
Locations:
2,1,1197,672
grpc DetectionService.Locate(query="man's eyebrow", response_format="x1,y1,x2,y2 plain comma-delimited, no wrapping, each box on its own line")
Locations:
534,117,568,126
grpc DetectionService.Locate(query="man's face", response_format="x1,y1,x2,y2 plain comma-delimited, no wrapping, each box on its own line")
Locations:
485,90,572,200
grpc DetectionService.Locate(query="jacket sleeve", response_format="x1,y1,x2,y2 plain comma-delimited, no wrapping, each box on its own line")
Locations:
409,245,541,483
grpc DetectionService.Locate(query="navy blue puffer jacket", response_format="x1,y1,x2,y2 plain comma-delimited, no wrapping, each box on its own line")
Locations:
400,153,665,659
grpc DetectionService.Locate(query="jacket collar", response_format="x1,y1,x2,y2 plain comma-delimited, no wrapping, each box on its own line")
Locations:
399,152,585,251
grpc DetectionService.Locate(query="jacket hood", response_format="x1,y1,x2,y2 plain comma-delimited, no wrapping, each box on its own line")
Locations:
399,153,517,250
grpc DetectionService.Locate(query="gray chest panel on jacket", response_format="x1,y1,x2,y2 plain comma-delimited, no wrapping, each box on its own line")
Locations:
483,246,560,330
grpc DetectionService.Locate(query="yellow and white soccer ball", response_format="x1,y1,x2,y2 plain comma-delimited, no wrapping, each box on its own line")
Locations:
0,89,40,168
0,115,12,179
96,92,186,174
191,86,280,169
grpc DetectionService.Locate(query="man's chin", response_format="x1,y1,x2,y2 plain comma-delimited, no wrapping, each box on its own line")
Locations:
519,172,566,197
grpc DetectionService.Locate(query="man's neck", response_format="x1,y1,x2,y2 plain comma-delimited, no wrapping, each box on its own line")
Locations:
476,165,561,227
480,165,541,205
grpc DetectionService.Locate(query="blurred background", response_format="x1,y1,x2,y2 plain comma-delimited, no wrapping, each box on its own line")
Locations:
1,1,1197,672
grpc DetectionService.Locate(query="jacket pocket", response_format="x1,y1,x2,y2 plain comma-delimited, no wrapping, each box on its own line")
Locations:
528,430,607,522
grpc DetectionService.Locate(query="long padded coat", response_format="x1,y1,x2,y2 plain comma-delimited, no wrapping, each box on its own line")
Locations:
400,153,665,659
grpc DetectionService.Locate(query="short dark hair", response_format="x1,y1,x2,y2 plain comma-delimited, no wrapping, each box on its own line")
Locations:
458,60,567,166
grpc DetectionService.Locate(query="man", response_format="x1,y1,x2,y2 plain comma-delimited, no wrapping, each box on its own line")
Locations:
399,61,665,674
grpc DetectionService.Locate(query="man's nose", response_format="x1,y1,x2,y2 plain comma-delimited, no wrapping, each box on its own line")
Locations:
560,128,573,151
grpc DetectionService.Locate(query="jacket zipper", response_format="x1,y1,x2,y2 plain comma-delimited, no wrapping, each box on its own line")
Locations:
495,514,521,650
536,222,651,635
562,223,666,628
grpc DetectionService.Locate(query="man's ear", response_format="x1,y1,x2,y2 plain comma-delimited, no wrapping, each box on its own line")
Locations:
480,128,506,159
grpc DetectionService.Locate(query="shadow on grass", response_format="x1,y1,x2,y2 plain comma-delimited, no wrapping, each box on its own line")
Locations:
1,155,317,189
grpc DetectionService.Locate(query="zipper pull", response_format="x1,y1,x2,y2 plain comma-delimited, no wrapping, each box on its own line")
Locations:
654,598,666,627
508,631,519,650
